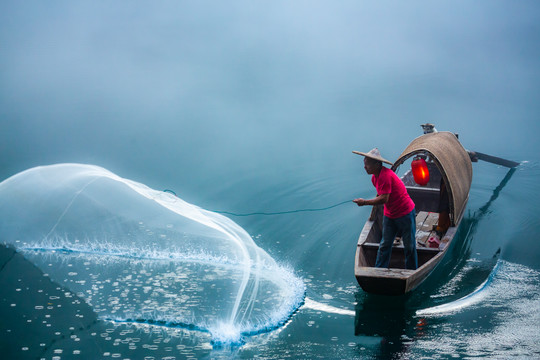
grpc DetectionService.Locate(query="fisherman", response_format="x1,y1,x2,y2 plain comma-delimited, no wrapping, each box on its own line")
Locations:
352,148,418,270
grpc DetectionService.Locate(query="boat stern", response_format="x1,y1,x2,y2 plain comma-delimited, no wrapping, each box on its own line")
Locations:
355,267,416,296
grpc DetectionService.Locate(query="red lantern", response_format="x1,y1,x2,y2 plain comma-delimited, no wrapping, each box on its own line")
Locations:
411,156,430,186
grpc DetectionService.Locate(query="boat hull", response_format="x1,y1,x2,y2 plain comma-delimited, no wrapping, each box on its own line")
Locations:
354,217,459,296
353,132,472,295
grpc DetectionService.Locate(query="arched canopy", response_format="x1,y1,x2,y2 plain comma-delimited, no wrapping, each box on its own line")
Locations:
392,132,473,225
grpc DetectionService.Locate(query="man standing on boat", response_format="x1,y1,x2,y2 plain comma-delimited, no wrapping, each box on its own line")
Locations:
352,148,418,270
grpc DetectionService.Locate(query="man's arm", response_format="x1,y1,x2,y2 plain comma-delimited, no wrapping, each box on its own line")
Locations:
353,193,389,207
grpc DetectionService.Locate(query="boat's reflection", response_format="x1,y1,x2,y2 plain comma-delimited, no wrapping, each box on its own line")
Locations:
354,291,419,359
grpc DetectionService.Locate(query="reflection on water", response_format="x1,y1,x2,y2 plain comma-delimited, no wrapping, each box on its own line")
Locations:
352,257,540,359
354,292,414,359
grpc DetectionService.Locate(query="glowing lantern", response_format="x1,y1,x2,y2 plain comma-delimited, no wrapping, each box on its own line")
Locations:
411,156,430,186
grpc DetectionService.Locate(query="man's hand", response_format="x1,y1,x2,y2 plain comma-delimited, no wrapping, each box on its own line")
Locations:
353,198,367,207
353,194,389,207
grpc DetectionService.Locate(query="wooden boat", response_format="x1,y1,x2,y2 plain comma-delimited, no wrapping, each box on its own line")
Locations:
354,131,473,295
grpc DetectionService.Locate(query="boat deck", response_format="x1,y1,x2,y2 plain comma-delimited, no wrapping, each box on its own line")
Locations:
415,211,439,247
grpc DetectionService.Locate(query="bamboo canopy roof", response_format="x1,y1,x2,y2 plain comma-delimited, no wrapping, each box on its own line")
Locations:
392,131,473,225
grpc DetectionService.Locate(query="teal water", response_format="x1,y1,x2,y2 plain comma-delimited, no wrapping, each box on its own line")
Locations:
1,2,540,359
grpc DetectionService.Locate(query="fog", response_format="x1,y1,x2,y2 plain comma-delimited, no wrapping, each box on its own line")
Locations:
1,1,539,195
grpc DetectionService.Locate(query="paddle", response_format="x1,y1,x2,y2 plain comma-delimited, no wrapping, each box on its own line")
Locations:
468,151,520,168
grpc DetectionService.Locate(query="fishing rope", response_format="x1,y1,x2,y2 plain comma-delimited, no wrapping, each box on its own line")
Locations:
163,189,353,216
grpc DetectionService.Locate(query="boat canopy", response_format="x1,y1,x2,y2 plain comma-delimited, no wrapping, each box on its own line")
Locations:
392,131,473,225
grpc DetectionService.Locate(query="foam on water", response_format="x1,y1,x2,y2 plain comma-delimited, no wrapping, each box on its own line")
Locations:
303,297,355,317
416,261,499,316
413,260,540,358
0,163,305,343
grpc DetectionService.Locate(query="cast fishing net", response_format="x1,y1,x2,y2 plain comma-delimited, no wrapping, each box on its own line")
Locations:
0,163,304,343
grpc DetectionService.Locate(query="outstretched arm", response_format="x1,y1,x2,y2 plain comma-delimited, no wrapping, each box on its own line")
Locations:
353,193,389,207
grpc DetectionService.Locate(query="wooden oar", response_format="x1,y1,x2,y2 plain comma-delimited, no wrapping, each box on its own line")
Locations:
468,151,520,168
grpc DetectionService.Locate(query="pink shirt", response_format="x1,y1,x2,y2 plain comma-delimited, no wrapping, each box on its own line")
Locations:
372,167,415,219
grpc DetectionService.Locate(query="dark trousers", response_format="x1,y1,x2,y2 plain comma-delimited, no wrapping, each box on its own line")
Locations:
375,209,418,270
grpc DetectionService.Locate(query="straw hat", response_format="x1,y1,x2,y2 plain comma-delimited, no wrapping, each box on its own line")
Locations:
352,148,393,165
